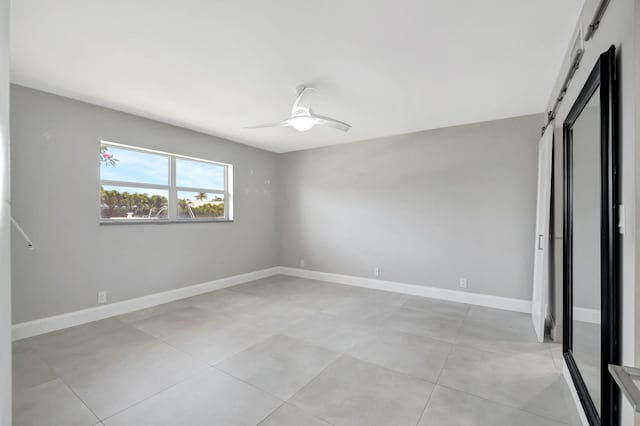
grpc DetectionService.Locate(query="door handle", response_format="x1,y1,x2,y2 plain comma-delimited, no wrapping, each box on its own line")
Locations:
537,234,544,250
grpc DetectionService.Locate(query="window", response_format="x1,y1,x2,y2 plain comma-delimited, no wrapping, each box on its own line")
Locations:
99,142,232,222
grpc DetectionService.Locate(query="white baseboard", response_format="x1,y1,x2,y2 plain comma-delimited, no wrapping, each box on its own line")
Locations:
550,308,599,340
278,267,532,314
563,358,589,426
11,267,280,341
12,266,536,340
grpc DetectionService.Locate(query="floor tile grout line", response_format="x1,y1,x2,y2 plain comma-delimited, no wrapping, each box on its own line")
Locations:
137,309,282,368
434,382,575,425
203,329,284,366
77,320,234,421
414,312,458,426
224,276,470,422
207,332,345,407
11,376,80,398
255,400,337,426
254,401,289,426
278,354,347,426
15,340,60,385
153,333,220,365
413,382,437,426
378,324,460,347
379,304,469,345
453,309,469,341
445,302,473,349
13,277,573,425
23,297,463,424
445,338,559,360
331,353,439,389
434,339,457,386
434,324,573,425
19,337,109,422
160,329,266,366
62,380,102,423
206,363,341,425
344,333,453,384
283,353,342,403
399,298,472,318
98,364,219,422
281,323,378,357
210,365,287,404
283,353,437,426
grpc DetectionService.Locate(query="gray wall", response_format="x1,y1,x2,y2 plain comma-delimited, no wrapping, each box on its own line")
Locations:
1,0,11,423
11,86,544,326
10,85,279,324
278,114,541,301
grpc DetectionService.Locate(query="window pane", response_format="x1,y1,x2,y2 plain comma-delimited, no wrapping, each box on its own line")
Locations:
176,158,224,190
177,191,225,218
100,185,169,220
100,145,168,185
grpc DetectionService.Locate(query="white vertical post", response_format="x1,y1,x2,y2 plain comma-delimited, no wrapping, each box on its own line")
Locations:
0,0,12,424
169,156,177,219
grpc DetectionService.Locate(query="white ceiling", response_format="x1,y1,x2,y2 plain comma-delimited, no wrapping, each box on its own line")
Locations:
10,0,582,153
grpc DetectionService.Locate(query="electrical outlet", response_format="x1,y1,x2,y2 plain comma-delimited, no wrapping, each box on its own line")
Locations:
299,259,305,268
459,278,469,289
97,290,108,304
373,266,380,277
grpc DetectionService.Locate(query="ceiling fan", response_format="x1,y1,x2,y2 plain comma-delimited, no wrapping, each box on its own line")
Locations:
245,86,351,132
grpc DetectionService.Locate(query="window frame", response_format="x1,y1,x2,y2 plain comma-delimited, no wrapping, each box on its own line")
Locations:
99,141,233,224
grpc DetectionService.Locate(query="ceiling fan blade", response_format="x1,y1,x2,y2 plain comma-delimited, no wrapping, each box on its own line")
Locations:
313,114,352,132
244,119,291,129
291,86,316,115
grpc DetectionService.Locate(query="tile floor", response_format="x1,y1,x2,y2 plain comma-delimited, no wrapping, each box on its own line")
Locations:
12,275,580,426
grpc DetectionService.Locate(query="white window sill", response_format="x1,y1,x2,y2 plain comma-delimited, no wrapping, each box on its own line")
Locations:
100,218,233,225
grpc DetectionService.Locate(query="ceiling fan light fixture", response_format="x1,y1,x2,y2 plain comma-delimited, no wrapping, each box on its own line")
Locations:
289,116,316,132
245,86,351,133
